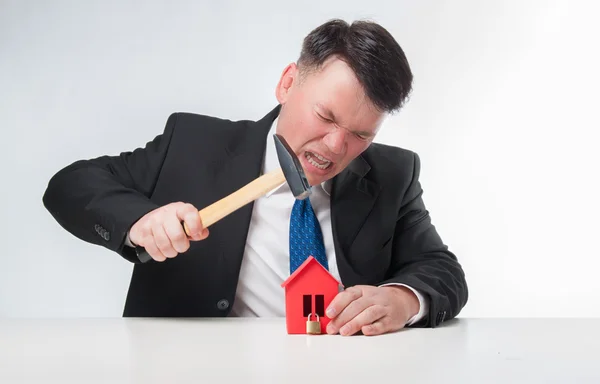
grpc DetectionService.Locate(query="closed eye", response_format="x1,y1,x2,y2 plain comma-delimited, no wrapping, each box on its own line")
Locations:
317,110,372,140
354,132,370,141
317,113,333,123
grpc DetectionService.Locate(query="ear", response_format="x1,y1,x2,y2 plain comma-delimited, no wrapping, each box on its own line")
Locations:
275,63,298,104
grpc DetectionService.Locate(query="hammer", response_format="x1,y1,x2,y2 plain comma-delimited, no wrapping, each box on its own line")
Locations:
135,134,311,263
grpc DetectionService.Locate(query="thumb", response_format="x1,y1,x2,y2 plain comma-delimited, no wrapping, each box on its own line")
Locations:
190,228,209,241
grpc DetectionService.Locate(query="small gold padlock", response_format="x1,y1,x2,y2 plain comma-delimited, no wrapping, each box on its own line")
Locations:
306,313,321,334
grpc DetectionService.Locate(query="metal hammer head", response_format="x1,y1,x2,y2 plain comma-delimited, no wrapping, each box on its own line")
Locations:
273,134,311,199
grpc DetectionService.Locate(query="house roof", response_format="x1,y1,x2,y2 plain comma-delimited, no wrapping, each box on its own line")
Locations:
280,256,341,288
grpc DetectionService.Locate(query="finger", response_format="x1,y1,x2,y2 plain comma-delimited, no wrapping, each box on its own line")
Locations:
195,227,209,241
152,223,177,259
339,304,387,336
187,221,209,241
326,286,363,319
142,235,166,262
327,296,371,334
163,215,190,253
178,204,202,237
361,315,392,336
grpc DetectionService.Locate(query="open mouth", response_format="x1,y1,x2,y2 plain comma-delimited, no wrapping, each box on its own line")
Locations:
305,151,333,170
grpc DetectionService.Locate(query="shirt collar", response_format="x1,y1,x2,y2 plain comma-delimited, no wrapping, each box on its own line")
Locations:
263,116,332,197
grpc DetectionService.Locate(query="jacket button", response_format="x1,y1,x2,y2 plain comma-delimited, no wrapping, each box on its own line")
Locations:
436,311,447,324
103,232,110,241
217,299,229,310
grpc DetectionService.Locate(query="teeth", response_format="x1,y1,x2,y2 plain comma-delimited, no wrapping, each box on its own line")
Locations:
305,152,331,170
314,153,328,162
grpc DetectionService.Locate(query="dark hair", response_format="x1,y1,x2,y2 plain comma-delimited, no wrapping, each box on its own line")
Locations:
298,19,413,113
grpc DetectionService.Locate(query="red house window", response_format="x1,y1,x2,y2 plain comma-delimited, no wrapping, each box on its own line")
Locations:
303,295,311,316
315,295,324,316
303,294,325,317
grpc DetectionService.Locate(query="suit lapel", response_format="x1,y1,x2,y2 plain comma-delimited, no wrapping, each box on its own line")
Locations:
206,106,281,276
330,154,381,286
207,105,282,201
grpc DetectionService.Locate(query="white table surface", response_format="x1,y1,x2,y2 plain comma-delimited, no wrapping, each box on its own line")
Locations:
0,317,598,383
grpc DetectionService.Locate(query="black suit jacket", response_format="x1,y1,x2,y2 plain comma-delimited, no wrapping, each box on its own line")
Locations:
42,105,468,327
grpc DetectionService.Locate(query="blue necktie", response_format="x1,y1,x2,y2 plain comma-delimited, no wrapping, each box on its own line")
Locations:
289,198,328,273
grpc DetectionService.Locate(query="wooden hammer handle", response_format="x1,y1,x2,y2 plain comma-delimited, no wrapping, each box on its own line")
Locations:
136,168,286,263
192,167,286,230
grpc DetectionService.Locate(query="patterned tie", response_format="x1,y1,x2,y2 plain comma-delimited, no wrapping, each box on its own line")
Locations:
289,197,328,273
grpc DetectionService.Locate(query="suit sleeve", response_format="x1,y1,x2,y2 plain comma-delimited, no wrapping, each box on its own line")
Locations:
379,152,468,327
42,113,179,263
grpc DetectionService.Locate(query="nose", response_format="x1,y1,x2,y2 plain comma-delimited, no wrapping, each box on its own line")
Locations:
323,129,346,155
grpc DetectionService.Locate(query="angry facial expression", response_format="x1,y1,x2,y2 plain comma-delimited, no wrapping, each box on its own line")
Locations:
274,56,385,187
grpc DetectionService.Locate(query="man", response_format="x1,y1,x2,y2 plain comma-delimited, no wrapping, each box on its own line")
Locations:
43,19,468,336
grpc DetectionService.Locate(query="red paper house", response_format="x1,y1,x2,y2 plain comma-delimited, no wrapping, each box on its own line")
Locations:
280,256,341,334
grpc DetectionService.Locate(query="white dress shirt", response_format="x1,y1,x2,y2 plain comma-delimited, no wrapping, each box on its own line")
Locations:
229,117,428,326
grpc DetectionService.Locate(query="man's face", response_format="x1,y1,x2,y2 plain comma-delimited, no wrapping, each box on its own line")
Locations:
274,57,385,187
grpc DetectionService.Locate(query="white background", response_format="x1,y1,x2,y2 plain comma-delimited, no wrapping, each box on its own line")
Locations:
1,0,598,318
